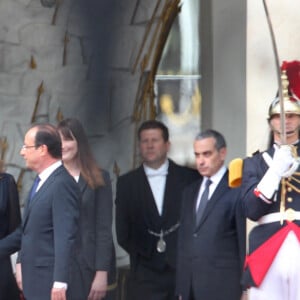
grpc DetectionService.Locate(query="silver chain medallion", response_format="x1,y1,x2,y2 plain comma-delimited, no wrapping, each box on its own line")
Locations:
148,223,179,253
157,230,166,253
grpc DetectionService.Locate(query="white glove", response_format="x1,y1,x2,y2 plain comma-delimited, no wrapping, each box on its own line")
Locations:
270,145,296,177
257,145,299,200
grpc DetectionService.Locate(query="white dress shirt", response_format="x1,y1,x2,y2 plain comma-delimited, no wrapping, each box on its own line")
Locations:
144,160,169,215
36,160,62,192
196,165,226,210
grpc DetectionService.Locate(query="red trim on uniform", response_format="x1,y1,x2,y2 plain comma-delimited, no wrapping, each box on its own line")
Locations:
244,222,300,286
253,188,261,198
253,188,272,204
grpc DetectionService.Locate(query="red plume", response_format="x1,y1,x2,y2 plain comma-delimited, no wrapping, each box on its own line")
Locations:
281,60,300,100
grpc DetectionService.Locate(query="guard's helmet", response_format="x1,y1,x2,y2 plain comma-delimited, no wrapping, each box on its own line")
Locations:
268,60,300,119
268,96,300,119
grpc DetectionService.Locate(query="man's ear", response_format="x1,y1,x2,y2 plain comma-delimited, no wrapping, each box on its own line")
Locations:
39,144,48,155
166,141,171,152
219,147,227,160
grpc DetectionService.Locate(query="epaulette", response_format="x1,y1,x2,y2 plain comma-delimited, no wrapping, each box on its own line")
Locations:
228,158,243,188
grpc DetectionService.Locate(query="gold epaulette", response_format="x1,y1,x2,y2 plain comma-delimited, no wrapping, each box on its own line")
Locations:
228,158,243,188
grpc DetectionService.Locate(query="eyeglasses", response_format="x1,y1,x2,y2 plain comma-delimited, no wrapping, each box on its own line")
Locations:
21,145,36,150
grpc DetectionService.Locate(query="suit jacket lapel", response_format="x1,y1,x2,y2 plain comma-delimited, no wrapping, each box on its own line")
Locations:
160,160,184,228
23,166,63,227
161,161,175,223
78,175,87,196
191,179,202,227
137,166,161,229
195,171,229,230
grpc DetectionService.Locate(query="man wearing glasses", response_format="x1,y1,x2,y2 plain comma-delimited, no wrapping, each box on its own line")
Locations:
0,123,80,300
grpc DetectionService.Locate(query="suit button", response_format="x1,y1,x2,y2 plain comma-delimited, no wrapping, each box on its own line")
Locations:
193,233,198,237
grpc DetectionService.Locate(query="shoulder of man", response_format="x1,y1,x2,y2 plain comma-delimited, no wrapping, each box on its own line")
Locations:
53,165,80,187
168,159,199,181
168,159,196,171
117,164,144,182
251,149,263,157
244,149,269,165
0,172,13,182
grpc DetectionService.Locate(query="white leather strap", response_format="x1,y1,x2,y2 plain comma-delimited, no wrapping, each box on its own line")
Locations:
258,210,300,224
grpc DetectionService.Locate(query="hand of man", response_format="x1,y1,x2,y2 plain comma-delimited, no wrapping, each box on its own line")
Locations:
240,291,248,300
51,287,66,300
271,145,296,177
15,263,22,291
88,271,108,300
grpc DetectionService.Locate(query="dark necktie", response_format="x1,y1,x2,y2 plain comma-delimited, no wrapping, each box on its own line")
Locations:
29,176,40,201
196,178,212,225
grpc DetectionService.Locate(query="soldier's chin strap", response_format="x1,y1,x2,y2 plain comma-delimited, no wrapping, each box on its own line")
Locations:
262,0,286,145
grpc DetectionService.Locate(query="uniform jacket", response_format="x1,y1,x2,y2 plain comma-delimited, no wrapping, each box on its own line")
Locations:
176,171,246,300
242,142,300,287
115,159,199,273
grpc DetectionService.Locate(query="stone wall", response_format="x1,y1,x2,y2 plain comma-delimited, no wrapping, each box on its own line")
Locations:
0,0,183,268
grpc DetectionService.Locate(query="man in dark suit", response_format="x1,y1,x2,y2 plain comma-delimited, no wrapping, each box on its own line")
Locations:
0,123,80,300
115,120,199,300
175,129,246,300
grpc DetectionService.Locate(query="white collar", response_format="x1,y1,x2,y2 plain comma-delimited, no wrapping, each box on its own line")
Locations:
204,165,226,186
143,159,169,177
38,160,62,182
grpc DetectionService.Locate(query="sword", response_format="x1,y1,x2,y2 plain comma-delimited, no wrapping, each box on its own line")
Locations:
262,0,286,145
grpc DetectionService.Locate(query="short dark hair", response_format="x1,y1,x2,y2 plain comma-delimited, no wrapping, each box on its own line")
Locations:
195,129,226,150
138,120,169,142
33,123,62,158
